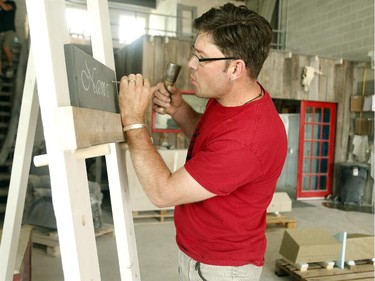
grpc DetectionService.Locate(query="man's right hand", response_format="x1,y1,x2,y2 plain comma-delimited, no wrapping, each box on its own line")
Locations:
152,82,184,116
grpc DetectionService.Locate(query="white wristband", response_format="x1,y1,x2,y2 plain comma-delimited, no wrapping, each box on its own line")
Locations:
123,123,147,132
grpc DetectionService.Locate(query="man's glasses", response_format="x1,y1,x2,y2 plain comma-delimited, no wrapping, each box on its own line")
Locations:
190,46,239,66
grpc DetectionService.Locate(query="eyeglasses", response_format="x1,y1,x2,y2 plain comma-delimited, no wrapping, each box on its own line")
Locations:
190,46,239,66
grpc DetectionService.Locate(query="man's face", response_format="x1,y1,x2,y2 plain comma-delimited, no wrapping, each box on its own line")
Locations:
188,33,232,101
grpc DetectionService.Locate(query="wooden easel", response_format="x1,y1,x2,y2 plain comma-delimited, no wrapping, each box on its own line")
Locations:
0,0,140,280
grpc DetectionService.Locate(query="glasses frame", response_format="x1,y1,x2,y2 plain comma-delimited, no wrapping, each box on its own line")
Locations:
191,45,239,64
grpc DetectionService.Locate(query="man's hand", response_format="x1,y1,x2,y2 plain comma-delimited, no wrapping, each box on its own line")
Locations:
152,82,184,116
118,73,152,127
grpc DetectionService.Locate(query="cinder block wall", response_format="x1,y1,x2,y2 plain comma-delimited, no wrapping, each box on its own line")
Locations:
284,0,374,63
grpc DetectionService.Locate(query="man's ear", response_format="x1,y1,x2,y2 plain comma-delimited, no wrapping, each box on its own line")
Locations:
229,60,246,81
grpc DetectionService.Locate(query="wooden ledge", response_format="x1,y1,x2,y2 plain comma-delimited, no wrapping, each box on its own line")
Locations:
55,106,125,151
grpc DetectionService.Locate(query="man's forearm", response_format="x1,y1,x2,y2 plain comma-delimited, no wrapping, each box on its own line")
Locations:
171,101,202,139
125,127,172,207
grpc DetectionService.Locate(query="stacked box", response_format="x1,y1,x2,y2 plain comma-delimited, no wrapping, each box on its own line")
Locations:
279,228,341,264
346,234,374,261
350,96,364,112
267,192,292,213
354,118,374,135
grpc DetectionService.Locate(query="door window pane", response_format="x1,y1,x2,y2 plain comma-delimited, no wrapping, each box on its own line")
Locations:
304,142,312,156
312,141,320,156
304,124,313,139
323,108,331,123
320,158,328,173
312,124,320,140
314,108,322,122
322,125,330,140
310,175,318,190
311,158,319,174
305,110,313,122
302,176,310,191
322,142,329,156
303,158,311,173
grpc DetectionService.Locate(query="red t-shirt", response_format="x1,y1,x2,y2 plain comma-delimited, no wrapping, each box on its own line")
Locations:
174,87,287,266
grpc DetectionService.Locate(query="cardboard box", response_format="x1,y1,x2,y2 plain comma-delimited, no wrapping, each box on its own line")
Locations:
345,233,374,261
350,96,364,112
267,192,292,213
279,228,341,264
354,118,374,135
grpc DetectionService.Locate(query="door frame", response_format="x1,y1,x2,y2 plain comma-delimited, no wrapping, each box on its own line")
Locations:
296,101,337,199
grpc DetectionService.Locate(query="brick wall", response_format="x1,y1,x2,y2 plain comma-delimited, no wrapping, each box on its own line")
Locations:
285,0,374,63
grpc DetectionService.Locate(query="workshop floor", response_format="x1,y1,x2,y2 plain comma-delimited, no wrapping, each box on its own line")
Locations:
31,194,374,281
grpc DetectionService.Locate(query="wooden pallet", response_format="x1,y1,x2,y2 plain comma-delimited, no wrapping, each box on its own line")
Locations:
132,209,174,224
275,258,375,281
131,211,295,226
32,224,114,257
266,213,297,229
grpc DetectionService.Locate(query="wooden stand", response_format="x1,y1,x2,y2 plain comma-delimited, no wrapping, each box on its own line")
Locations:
266,213,297,229
132,210,174,224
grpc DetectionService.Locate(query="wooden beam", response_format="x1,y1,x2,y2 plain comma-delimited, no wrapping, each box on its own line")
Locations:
55,106,124,151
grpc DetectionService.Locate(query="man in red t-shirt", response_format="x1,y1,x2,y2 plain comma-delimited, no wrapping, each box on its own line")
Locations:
118,3,287,281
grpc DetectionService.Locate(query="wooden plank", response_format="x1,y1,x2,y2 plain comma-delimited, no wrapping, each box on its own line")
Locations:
55,106,124,151
305,271,374,281
175,38,191,90
132,210,174,224
266,214,297,229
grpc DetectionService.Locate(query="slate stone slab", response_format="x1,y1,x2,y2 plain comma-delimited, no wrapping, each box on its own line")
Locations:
64,44,119,113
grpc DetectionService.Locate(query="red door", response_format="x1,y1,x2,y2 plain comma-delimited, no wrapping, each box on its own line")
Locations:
297,101,337,199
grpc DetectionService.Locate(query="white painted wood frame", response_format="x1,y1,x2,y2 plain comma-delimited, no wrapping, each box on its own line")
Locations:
0,51,39,281
25,0,101,279
86,0,140,279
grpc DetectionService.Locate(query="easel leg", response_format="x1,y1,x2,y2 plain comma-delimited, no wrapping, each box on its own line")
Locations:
0,51,39,281
106,144,141,280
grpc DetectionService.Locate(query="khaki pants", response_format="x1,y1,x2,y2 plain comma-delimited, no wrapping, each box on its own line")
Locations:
178,250,262,281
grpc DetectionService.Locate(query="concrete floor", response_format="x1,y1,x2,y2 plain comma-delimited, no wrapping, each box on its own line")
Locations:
31,194,374,281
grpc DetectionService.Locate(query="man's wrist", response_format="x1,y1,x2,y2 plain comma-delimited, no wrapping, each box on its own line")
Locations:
123,123,147,132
